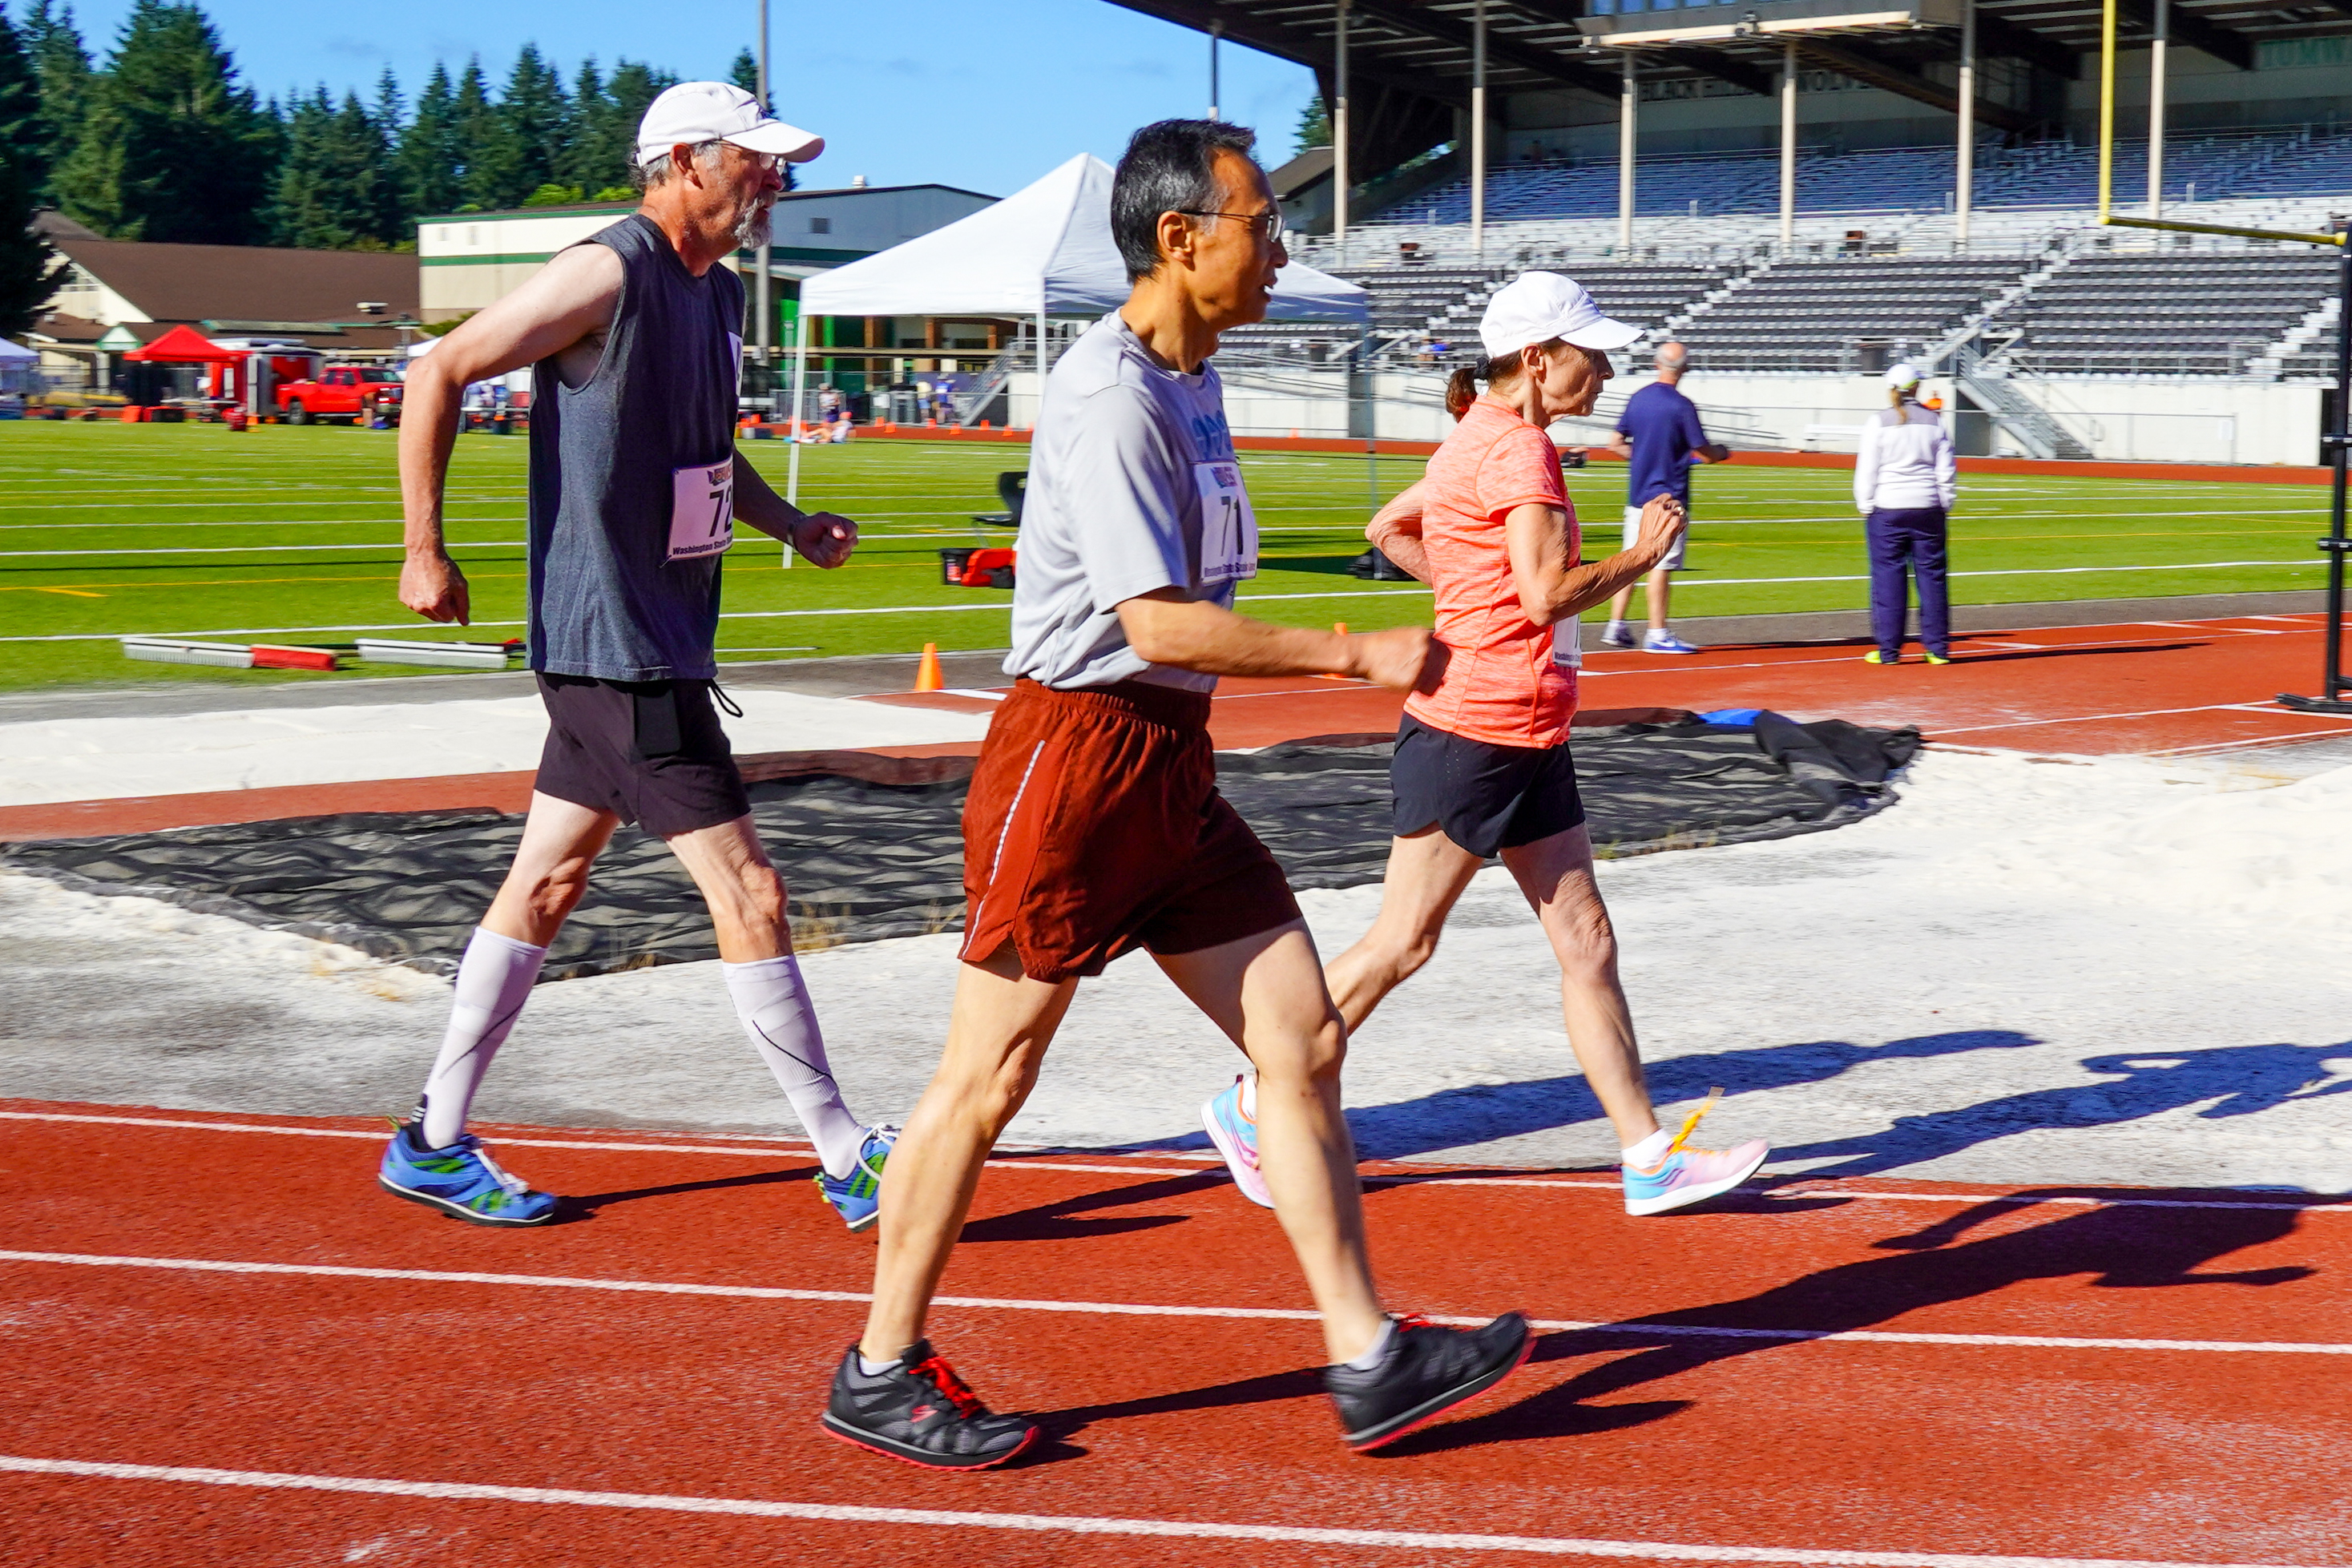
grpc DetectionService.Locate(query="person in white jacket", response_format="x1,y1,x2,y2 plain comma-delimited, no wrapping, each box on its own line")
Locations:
1854,362,1959,665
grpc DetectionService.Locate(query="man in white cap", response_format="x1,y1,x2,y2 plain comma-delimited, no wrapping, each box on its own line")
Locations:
381,83,899,1233
1209,272,1769,1226
1594,340,1729,655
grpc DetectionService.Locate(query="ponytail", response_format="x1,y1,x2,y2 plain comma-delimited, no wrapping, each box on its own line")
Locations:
1889,385,1909,409
1442,338,1567,420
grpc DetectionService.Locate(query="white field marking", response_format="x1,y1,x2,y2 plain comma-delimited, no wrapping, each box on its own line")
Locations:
0,1456,2336,1567
938,687,1006,701
2148,729,2352,757
6,1112,2341,1215
7,1251,2350,1356
0,542,529,558
1931,703,2323,736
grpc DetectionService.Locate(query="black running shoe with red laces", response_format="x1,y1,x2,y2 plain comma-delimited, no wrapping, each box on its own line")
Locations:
821,1340,1040,1470
1323,1312,1534,1452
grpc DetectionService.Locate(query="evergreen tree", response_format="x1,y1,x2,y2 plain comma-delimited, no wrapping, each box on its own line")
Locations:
18,0,91,206
730,47,756,96
399,60,462,218
450,55,503,211
0,9,67,333
1296,95,1330,152
554,56,607,191
599,58,673,193
268,84,398,248
490,42,567,209
55,0,278,243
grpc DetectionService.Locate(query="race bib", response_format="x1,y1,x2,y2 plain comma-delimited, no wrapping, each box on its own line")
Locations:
668,460,735,563
1194,460,1258,586
1553,614,1582,671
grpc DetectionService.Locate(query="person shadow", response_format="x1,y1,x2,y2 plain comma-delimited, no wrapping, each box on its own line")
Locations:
1770,1042,2352,1179
1125,1030,2041,1164
1378,1187,2318,1457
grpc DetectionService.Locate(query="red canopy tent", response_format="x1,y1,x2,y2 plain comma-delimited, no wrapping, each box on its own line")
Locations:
122,324,244,364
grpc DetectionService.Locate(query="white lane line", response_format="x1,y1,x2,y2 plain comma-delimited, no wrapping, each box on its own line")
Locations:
10,1111,2344,1215
7,1251,2346,1356
0,542,529,558
0,1455,2331,1566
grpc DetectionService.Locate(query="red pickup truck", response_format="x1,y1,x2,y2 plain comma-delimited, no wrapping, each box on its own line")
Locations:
277,365,404,425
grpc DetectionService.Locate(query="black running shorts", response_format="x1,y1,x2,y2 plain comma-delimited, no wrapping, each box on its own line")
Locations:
1390,711,1587,858
533,672,752,837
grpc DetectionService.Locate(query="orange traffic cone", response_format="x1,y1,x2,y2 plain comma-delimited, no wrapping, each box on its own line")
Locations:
1320,622,1350,679
914,642,946,691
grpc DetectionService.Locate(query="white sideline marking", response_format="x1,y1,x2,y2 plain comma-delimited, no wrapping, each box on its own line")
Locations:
0,1455,2330,1567
8,1251,2348,1356
10,1110,2346,1215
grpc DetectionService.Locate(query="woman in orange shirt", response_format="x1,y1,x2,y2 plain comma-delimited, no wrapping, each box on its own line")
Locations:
1202,273,1769,1217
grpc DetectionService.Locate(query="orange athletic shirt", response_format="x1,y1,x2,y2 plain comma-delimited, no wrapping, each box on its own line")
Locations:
1402,396,1579,748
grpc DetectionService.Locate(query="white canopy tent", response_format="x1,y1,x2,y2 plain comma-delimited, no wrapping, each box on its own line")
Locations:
785,153,1368,510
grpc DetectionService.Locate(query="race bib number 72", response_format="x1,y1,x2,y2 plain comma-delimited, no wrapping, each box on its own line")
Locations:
668,460,735,563
1193,460,1258,586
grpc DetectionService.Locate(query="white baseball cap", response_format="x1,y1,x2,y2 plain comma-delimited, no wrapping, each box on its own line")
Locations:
634,82,823,170
1885,361,1922,389
1478,272,1643,358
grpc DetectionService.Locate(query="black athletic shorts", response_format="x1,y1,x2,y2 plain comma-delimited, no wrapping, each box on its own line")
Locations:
533,672,752,837
1390,711,1587,858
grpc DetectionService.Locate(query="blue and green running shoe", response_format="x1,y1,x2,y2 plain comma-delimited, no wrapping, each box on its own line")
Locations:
816,1125,897,1234
378,1121,559,1227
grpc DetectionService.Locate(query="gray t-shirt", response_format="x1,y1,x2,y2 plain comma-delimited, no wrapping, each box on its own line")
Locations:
1004,312,1252,693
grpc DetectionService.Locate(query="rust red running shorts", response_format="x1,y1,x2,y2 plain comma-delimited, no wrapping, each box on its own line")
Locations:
958,678,1301,983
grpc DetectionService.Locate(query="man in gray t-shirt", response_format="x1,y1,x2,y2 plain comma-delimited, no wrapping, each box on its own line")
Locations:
828,119,1531,1474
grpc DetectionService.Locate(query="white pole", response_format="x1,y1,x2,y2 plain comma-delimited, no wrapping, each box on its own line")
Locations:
1779,42,1797,252
1471,0,1487,259
1956,0,1975,247
1334,0,1350,265
2148,0,2168,218
783,307,807,566
755,0,772,383
1618,51,1636,254
1035,308,1048,429
1208,21,1221,119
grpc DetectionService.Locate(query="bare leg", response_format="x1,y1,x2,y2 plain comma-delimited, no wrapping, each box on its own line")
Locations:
665,812,794,961
1322,827,1483,1034
1608,581,1636,627
482,791,620,946
1645,566,1673,634
1500,824,1660,1149
1158,921,1386,1364
861,945,1077,1360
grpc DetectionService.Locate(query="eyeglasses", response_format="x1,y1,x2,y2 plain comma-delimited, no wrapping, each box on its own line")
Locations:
1177,208,1286,244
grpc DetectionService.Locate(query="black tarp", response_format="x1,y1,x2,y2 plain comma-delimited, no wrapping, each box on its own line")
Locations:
5,717,1918,980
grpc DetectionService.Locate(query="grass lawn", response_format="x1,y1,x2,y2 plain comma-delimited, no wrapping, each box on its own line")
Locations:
0,419,2330,695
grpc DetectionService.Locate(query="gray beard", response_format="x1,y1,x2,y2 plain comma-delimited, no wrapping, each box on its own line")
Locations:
735,203,773,250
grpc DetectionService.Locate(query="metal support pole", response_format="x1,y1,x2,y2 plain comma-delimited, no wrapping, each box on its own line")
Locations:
1471,0,1487,258
754,0,773,386
1035,308,1048,430
1779,42,1797,252
2148,0,2168,218
782,308,807,567
1334,0,1350,264
2281,244,2352,711
1956,0,1975,247
1208,20,1221,119
1618,52,1636,254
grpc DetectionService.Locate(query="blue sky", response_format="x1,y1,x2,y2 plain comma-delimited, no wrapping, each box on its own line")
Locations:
50,0,1323,197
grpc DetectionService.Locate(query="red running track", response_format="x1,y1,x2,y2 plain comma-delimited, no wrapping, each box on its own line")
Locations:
5,1100,2349,1567
881,612,2352,760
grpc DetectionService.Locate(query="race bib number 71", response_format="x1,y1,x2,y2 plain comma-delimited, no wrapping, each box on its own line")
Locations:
1193,460,1258,586
668,460,735,563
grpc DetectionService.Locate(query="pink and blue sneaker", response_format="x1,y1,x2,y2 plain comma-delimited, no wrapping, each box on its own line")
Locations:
1623,1090,1769,1216
1202,1074,1273,1209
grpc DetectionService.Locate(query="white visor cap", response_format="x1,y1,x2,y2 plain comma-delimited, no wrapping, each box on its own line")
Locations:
1885,361,1922,389
1478,271,1643,359
635,82,823,170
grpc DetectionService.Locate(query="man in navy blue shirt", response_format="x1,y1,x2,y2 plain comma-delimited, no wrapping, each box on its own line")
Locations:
1596,341,1728,653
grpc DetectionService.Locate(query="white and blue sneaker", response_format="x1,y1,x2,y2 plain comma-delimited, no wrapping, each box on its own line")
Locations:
378,1120,559,1227
1600,620,1639,650
1202,1074,1273,1209
815,1125,897,1234
1641,630,1702,655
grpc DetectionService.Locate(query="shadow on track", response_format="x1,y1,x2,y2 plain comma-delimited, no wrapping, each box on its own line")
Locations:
1773,1041,2352,1179
1375,1188,2316,1457
958,1170,1224,1244
560,1163,817,1220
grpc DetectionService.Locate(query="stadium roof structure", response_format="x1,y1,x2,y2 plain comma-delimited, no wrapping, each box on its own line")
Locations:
1110,0,2352,157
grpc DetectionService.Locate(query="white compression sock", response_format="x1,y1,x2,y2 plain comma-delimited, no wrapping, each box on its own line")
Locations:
418,928,547,1148
723,954,866,1179
1622,1129,1673,1168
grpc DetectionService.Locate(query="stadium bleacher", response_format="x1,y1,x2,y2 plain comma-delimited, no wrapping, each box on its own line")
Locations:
1672,256,2031,373
1983,250,2344,377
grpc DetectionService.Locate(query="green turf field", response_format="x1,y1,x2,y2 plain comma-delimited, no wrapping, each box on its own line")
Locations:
0,419,2330,693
